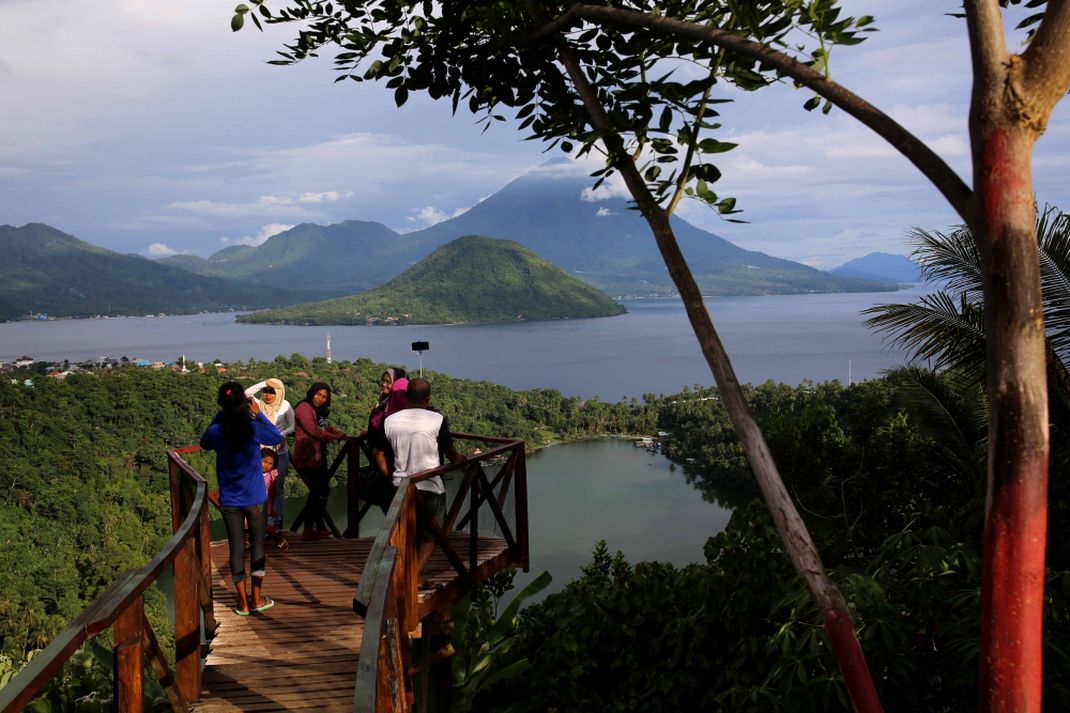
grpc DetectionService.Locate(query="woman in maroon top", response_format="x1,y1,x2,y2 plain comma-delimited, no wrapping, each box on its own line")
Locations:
292,382,347,538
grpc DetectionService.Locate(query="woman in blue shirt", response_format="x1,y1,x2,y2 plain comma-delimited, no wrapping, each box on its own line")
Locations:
201,381,283,615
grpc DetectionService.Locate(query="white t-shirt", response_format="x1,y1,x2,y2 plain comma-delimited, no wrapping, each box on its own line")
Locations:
382,408,454,495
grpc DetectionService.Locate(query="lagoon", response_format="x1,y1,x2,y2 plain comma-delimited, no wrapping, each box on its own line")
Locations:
205,438,733,596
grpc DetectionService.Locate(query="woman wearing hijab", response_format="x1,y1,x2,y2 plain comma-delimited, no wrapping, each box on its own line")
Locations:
200,381,282,615
292,382,348,538
365,368,407,513
245,378,295,529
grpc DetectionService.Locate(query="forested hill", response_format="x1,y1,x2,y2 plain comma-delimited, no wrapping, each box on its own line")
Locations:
831,252,922,283
0,223,317,320
160,220,410,297
236,235,627,325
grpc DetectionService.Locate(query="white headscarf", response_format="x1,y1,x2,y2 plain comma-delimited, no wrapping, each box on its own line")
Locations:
259,377,286,423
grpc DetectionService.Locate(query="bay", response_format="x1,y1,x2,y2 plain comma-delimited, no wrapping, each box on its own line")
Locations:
0,287,924,399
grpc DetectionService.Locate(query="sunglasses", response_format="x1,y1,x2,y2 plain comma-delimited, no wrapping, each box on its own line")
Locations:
262,387,276,394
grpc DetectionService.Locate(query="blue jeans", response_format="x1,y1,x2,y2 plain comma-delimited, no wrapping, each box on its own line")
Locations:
271,450,289,528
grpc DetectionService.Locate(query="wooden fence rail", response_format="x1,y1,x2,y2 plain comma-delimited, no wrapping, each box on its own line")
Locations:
352,434,529,713
1,432,527,713
0,447,213,713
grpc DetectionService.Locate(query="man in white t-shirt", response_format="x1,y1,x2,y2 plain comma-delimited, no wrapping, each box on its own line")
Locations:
373,378,463,539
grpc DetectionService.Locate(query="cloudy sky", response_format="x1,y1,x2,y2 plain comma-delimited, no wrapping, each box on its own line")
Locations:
1,0,1067,267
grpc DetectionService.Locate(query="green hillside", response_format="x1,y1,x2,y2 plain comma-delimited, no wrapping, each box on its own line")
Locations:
160,220,419,296
0,223,317,320
238,235,627,325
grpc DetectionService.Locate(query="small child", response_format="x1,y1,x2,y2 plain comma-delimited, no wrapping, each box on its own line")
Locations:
260,448,289,551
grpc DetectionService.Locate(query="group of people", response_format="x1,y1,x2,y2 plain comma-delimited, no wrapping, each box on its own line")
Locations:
199,367,461,616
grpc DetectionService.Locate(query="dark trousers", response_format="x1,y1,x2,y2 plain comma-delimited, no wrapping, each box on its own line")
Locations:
297,465,331,530
415,490,446,543
221,503,266,584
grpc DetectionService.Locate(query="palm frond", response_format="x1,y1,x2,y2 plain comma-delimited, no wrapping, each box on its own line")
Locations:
1038,205,1070,358
886,365,986,483
910,225,983,295
863,292,986,378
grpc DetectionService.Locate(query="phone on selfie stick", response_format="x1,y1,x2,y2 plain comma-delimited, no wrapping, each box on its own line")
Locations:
411,341,429,377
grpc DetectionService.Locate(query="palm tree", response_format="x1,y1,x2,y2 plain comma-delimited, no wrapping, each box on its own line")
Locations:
864,205,1070,406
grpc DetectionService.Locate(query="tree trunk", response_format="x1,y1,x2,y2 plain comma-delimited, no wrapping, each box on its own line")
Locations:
972,121,1050,713
549,38,884,713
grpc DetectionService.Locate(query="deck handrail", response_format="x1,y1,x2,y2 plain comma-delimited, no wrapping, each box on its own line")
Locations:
352,433,529,713
0,447,213,713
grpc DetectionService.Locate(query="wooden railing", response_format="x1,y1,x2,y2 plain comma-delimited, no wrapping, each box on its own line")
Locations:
352,434,529,713
289,434,379,538
0,446,215,713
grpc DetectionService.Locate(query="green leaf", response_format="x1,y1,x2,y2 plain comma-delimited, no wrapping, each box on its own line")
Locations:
394,86,408,107
231,13,245,32
697,139,737,154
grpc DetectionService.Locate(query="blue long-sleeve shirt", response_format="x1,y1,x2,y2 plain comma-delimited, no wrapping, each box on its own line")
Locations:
200,411,283,507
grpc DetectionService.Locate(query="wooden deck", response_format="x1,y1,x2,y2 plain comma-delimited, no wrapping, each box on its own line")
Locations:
193,532,508,712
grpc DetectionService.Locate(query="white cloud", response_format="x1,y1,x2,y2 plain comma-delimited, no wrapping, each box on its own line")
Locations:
405,205,467,228
222,223,295,247
169,195,307,218
580,173,631,202
298,190,352,204
144,242,183,258
0,166,26,177
596,207,614,217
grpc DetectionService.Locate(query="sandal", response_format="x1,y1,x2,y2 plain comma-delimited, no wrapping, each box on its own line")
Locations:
233,608,250,617
254,597,275,613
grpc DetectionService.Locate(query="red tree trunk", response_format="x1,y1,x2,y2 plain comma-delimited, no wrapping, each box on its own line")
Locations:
973,123,1050,713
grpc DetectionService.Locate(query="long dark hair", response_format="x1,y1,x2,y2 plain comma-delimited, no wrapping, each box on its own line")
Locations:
217,381,253,449
303,381,332,418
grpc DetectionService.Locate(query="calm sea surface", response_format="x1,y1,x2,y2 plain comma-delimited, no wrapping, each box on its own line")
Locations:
0,287,924,399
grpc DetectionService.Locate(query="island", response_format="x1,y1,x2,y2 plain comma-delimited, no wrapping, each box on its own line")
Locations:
237,235,627,326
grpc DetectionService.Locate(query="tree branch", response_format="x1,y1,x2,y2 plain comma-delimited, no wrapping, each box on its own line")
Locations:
964,0,1010,93
524,4,973,222
552,30,884,713
1021,0,1070,116
667,74,714,216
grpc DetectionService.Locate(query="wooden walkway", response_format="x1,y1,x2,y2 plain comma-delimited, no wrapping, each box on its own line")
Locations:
194,533,508,712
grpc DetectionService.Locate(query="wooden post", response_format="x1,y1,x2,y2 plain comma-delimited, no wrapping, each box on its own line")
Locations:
469,466,478,591
197,492,217,637
428,612,453,713
113,596,144,713
515,447,529,571
347,437,360,538
168,454,182,534
173,535,201,703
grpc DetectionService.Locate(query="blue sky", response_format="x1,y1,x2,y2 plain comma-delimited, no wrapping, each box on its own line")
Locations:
1,0,1067,268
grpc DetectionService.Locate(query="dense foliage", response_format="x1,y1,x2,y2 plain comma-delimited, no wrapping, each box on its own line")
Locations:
470,376,1070,711
0,356,655,707
0,224,316,321
238,235,627,325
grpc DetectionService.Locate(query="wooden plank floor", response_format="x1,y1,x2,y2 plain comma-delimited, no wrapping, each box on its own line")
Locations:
194,532,508,712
